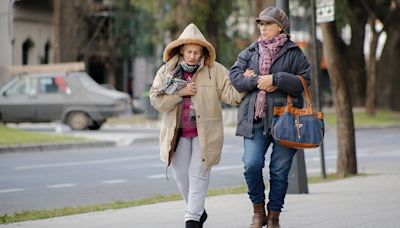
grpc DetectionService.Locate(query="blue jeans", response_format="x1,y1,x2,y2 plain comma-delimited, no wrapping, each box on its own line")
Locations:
243,127,296,212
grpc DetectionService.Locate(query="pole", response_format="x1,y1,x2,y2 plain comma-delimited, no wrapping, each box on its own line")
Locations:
276,0,309,194
276,0,289,13
310,0,327,179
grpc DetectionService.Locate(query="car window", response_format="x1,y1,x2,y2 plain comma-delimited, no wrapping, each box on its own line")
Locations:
4,77,37,96
39,76,70,94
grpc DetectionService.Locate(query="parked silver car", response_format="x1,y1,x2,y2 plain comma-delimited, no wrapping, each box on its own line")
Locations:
0,71,131,130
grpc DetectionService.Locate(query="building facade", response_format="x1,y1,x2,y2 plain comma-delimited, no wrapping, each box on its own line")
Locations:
0,0,53,86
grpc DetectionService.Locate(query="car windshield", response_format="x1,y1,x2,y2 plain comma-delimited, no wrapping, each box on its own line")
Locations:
4,77,37,96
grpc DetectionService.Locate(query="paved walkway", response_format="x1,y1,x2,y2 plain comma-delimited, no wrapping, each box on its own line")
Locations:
2,171,399,228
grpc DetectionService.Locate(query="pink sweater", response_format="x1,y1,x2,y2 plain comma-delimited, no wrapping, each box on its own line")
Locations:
181,71,198,137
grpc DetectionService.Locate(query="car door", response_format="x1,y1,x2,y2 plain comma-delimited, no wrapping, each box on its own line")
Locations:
35,74,70,122
0,77,37,122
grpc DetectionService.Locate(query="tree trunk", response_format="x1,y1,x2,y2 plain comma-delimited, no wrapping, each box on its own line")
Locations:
172,1,189,38
321,22,358,178
54,0,90,62
206,0,219,50
377,10,400,111
346,0,367,107
365,18,379,116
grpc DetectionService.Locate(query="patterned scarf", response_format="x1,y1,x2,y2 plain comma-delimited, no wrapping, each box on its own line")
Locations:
180,59,199,73
155,57,201,96
254,33,288,120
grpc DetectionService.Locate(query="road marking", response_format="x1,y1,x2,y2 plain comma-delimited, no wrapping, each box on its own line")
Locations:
0,188,25,194
109,163,164,171
213,165,243,171
13,155,159,170
101,179,127,184
47,183,77,188
307,155,337,162
147,174,166,179
147,165,244,179
307,168,337,174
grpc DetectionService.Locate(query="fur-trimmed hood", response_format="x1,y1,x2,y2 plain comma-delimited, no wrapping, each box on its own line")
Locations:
163,23,216,66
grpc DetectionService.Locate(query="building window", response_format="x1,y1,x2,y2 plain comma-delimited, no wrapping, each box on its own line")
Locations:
22,38,34,65
41,41,51,64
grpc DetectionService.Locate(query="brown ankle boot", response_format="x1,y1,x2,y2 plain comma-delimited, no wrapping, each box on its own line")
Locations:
267,210,280,228
249,202,267,228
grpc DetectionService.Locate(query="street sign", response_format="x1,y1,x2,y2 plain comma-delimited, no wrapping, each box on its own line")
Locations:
316,0,335,23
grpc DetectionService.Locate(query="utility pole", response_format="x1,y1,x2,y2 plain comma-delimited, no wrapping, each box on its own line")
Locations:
311,0,327,179
276,0,289,14
276,0,309,194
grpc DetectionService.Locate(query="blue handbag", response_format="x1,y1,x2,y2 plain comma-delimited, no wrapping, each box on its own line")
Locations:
272,76,324,149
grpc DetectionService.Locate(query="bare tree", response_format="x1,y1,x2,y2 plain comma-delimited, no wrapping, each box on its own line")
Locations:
320,22,357,177
362,0,397,116
376,1,400,111
53,0,89,63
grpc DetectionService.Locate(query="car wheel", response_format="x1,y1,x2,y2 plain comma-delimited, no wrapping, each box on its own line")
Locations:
88,120,104,130
66,112,90,130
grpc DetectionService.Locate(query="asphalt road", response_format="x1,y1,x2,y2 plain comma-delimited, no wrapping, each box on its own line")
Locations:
1,125,399,215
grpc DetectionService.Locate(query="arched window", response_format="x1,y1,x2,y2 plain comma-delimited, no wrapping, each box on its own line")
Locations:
42,41,51,64
22,38,34,65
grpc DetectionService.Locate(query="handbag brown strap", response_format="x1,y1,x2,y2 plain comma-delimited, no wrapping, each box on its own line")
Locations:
275,76,323,119
286,76,312,109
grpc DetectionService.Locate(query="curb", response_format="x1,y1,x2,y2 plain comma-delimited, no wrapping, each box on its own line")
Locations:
0,141,116,153
354,124,400,131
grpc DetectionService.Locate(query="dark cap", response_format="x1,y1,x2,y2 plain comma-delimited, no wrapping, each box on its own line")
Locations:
255,7,289,31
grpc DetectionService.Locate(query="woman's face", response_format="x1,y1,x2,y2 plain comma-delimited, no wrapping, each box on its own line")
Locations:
258,21,282,40
180,44,203,65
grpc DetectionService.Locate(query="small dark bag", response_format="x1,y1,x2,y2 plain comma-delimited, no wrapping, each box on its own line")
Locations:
271,76,324,149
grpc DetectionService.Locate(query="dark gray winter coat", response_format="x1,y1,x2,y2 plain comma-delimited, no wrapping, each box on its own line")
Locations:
229,39,311,138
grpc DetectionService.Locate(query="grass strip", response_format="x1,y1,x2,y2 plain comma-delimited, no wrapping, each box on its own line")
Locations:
0,124,86,146
323,110,400,128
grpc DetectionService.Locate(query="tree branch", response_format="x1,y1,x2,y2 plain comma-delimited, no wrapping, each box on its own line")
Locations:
361,0,398,34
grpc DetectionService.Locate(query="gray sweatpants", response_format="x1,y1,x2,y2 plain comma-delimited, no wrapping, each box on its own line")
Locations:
171,137,210,222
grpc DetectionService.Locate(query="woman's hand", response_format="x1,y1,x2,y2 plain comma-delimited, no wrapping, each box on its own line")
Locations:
265,85,277,93
257,74,273,90
243,69,256,77
178,82,197,96
243,70,277,92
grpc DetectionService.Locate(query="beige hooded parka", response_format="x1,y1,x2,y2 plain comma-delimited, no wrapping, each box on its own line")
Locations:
150,23,245,169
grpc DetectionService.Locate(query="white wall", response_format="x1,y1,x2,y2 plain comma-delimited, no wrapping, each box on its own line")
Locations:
13,7,53,66
13,20,53,65
0,2,54,87
133,57,155,98
0,0,12,86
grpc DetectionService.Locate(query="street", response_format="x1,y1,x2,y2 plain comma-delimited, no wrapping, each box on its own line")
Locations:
1,125,400,215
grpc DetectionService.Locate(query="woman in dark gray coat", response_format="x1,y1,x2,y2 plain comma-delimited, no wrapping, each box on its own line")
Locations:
229,7,311,228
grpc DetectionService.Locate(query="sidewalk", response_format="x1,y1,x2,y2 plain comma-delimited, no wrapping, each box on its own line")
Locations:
2,172,399,228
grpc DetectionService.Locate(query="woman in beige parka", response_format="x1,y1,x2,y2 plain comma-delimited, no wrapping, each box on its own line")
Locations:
150,23,245,228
